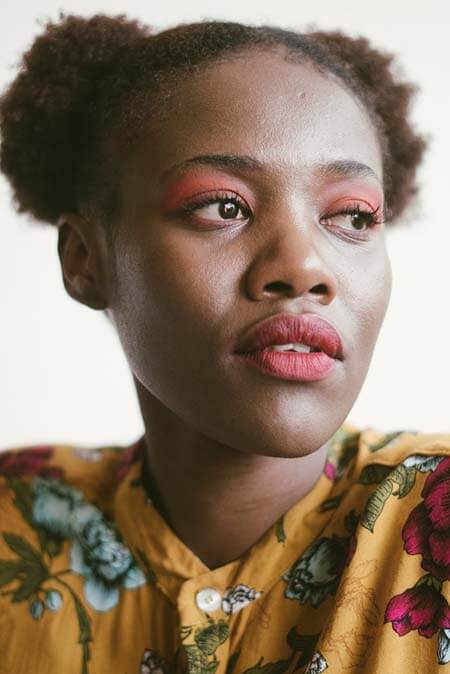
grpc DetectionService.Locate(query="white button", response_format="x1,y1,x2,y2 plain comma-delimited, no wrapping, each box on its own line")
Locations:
195,587,222,613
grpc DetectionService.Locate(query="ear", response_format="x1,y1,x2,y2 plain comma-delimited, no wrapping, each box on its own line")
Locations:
56,212,109,310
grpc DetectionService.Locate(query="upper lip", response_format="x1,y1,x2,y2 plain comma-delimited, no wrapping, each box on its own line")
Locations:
233,312,344,360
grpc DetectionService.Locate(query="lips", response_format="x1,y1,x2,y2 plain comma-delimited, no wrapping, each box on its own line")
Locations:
233,312,344,360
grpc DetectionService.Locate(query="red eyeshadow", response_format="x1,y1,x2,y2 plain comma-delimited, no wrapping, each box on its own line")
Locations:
160,170,252,213
321,179,383,211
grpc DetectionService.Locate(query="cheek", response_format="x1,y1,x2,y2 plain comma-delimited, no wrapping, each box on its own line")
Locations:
143,226,238,316
115,228,234,358
350,248,392,348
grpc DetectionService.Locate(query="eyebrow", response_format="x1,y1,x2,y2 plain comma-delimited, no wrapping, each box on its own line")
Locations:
162,154,262,179
162,154,382,185
315,159,381,184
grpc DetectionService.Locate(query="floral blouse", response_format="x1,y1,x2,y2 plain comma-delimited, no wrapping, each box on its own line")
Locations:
1,421,450,673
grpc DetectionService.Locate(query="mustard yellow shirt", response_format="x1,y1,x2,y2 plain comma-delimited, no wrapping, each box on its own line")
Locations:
1,421,450,673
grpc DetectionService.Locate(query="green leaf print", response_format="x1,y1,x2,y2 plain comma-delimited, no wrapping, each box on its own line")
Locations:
180,625,194,641
6,478,66,558
357,463,393,485
45,538,63,558
6,477,35,529
391,464,416,498
184,644,215,674
74,595,92,674
0,490,87,674
343,508,360,534
0,534,91,674
241,655,292,673
275,517,287,543
359,461,419,533
366,431,406,453
286,625,320,652
1,535,49,604
325,428,360,480
318,493,344,512
415,573,442,593
360,476,393,532
225,651,241,674
0,560,26,586
181,620,230,674
3,533,42,563
338,433,360,473
195,620,229,655
12,564,48,602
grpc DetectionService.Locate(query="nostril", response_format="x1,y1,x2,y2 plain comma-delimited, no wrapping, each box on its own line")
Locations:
265,281,290,292
311,283,328,294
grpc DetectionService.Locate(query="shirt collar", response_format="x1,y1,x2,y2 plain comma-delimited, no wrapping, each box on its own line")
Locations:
113,423,358,606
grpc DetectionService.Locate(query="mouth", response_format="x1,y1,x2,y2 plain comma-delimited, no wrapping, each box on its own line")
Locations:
234,312,344,361
232,312,344,383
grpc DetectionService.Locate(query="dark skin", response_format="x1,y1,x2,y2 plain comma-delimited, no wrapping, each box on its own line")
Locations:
57,48,392,570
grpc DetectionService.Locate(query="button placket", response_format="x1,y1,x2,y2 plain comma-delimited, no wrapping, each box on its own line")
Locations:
177,579,231,674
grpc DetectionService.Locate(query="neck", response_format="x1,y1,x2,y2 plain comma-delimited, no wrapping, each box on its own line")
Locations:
134,380,331,571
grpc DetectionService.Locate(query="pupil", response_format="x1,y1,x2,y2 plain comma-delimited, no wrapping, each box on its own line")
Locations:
219,201,238,218
351,213,365,230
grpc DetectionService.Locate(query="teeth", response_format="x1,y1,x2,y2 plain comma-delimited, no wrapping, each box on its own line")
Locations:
266,342,313,353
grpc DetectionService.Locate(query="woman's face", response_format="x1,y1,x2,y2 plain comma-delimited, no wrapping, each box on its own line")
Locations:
107,49,392,458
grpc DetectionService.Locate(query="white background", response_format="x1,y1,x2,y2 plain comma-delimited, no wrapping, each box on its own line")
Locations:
0,0,449,449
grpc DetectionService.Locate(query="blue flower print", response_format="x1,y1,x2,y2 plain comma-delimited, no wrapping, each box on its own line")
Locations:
30,599,44,620
283,536,348,607
70,518,146,612
32,477,102,539
31,475,147,612
44,589,63,612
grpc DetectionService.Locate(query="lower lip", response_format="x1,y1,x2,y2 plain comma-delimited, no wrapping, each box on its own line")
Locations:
235,349,337,381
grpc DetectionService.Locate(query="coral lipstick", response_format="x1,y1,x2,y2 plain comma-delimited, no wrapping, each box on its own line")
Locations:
236,350,337,381
233,312,343,382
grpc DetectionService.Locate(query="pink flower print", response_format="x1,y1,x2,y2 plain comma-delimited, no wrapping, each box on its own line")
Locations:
402,456,450,581
324,460,337,481
0,447,63,479
384,583,450,637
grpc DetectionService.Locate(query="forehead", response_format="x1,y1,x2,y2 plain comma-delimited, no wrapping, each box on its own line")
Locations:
126,49,382,188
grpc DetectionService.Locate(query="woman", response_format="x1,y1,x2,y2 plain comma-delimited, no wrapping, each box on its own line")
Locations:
0,12,449,674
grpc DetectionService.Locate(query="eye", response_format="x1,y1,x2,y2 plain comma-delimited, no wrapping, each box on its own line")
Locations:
321,203,384,235
183,191,251,226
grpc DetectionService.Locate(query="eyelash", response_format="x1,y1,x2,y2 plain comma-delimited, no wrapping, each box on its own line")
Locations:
320,203,385,239
181,192,384,237
182,192,251,219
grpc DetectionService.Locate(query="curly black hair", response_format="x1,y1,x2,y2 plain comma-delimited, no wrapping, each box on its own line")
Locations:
0,12,427,252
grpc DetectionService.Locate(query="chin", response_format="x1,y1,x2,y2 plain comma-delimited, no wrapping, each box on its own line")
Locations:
223,416,343,459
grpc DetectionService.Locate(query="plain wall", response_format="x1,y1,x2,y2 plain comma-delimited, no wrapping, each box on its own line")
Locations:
0,0,449,449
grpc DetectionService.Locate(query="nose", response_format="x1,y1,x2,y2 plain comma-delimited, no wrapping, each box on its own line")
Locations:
245,208,338,304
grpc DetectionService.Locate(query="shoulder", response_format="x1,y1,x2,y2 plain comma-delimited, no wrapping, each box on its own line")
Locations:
331,422,450,586
0,438,147,663
323,421,450,487
313,424,450,670
352,425,450,503
328,421,450,526
0,437,144,542
0,436,143,486
335,420,450,460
